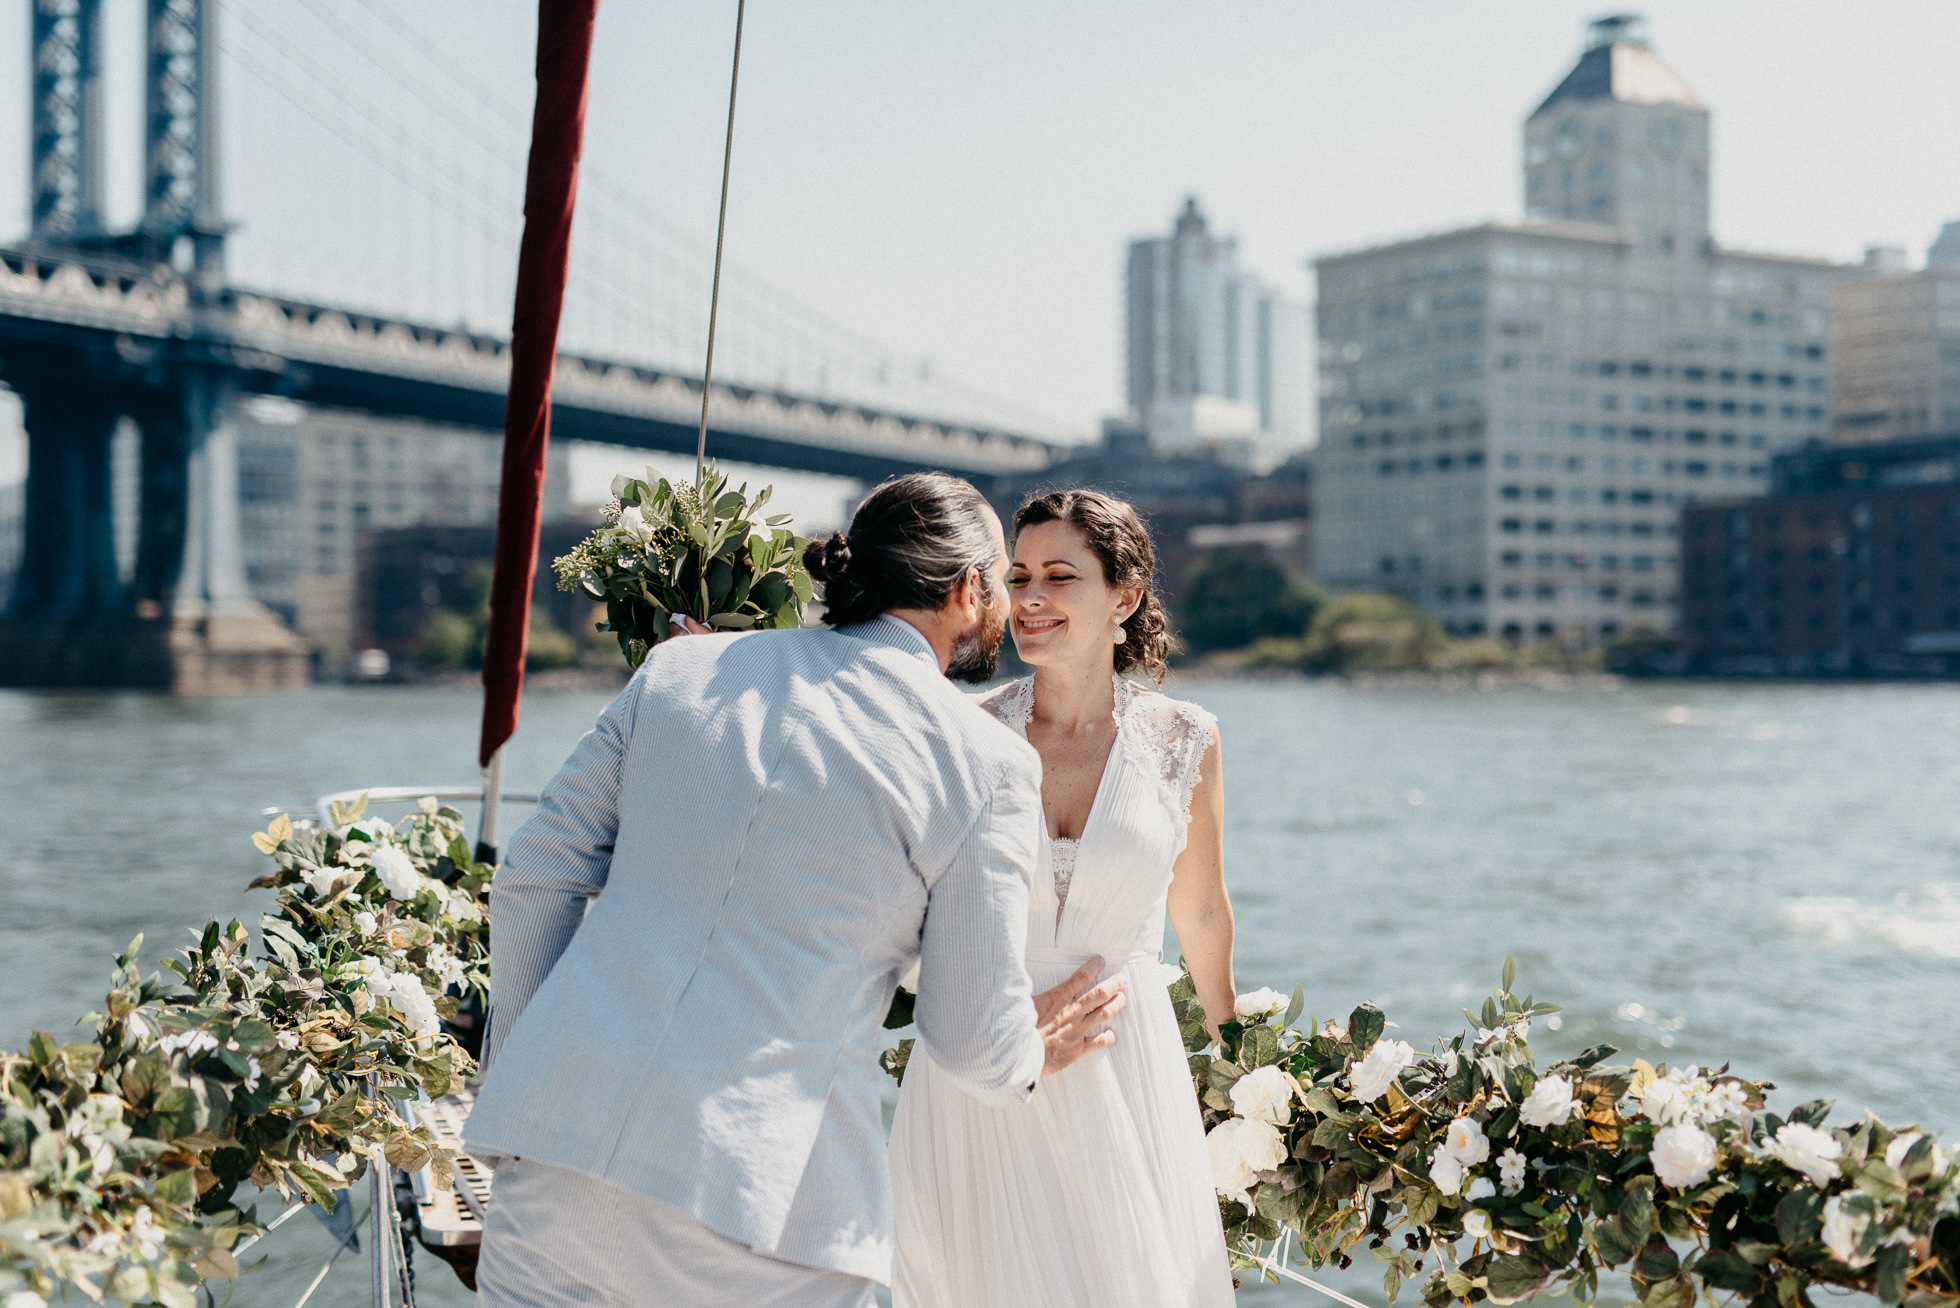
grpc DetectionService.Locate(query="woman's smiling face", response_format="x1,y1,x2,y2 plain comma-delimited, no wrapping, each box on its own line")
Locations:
1009,519,1139,669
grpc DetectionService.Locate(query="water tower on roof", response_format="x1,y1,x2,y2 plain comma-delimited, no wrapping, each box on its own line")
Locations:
1525,12,1709,253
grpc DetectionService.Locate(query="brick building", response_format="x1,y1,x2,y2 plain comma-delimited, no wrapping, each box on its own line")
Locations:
1680,436,1960,674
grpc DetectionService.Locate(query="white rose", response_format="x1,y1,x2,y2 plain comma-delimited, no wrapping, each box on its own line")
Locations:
1429,1149,1464,1195
1651,1122,1718,1189
382,974,442,1039
1885,1132,1950,1176
1638,1070,1691,1125
1236,988,1288,1021
1760,1122,1844,1188
1350,1039,1416,1103
1444,1116,1491,1166
1521,1074,1578,1129
1229,1066,1297,1126
1463,1210,1492,1239
1465,1177,1496,1201
1497,1147,1527,1196
353,911,377,935
1208,1117,1284,1207
1821,1194,1872,1268
7,1291,50,1308
618,503,648,539
369,844,423,900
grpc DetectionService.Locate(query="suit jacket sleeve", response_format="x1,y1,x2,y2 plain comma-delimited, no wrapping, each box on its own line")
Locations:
912,766,1046,1107
481,681,635,1073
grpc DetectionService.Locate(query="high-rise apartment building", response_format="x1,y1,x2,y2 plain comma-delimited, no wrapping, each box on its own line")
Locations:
1832,223,1960,446
234,398,573,665
1126,197,1311,467
1312,15,1843,641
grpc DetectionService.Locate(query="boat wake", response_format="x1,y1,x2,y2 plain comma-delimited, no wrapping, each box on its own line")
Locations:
1780,882,1960,959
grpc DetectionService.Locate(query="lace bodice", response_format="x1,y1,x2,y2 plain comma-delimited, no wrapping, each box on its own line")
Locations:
978,676,1217,950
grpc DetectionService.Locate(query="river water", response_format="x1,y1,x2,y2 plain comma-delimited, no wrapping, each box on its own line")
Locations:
5,677,1959,1306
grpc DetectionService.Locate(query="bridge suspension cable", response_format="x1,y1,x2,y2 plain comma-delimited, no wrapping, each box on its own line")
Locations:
208,0,1060,437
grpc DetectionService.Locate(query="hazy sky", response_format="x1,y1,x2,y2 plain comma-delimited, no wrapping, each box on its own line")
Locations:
3,0,1958,489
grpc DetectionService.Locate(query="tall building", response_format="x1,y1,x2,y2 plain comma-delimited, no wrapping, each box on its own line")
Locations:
1312,15,1843,642
234,398,573,667
1832,223,1960,446
1126,197,1311,467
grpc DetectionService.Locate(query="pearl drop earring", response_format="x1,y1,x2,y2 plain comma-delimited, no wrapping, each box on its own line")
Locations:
1113,619,1127,644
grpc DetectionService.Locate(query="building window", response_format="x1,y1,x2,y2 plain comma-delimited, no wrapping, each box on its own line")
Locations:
1501,551,1523,567
1501,485,1522,500
1501,588,1522,602
1501,518,1523,533
1685,462,1709,477
1534,486,1554,501
1534,519,1555,535
1535,583,1556,600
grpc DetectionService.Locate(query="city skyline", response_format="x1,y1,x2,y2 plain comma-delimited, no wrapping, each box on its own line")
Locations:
1,0,1956,468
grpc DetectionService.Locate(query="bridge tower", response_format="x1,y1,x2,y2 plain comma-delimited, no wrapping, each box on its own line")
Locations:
4,0,305,688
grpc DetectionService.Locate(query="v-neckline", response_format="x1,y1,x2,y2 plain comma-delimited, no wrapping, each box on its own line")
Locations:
1020,676,1127,845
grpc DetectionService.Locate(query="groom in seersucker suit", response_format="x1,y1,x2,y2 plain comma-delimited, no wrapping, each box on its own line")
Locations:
467,472,1128,1308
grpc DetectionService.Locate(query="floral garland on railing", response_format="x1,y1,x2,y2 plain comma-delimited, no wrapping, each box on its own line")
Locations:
1178,960,1960,1307
0,797,490,1308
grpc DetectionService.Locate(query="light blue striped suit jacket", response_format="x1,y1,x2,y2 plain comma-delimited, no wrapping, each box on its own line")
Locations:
465,619,1047,1283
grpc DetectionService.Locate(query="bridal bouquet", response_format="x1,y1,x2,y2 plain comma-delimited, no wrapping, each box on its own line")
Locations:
554,466,813,667
0,797,489,1307
1179,960,1960,1307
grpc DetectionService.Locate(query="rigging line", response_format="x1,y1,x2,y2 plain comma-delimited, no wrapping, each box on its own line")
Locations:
219,0,524,229
696,0,748,485
345,0,532,131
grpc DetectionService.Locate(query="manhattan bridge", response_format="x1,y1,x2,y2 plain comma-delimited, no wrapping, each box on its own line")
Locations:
2,0,1062,685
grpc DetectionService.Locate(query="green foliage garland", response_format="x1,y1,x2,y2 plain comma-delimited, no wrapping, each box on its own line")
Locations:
554,466,812,667
1176,959,1960,1308
0,797,490,1307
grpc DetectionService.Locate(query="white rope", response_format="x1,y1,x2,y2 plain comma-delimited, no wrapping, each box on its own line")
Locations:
230,1200,306,1257
1239,1233,1378,1308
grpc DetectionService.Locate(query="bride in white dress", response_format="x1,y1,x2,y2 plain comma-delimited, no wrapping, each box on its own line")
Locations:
890,489,1241,1307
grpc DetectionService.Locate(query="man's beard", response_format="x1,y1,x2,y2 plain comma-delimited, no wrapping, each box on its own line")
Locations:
944,594,1007,685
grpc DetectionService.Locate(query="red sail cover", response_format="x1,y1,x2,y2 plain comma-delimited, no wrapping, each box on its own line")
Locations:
480,0,601,768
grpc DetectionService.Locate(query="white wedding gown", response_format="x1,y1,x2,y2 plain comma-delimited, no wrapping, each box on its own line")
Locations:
889,675,1237,1307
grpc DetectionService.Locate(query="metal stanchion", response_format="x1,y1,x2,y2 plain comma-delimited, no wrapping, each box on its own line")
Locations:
371,1153,392,1308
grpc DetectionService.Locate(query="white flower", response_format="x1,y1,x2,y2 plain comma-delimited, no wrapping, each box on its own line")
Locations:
353,911,378,935
1651,1122,1718,1189
1821,1194,1873,1268
1463,1210,1493,1239
1429,1148,1465,1195
1465,1176,1497,1201
1760,1121,1844,1188
1350,1039,1416,1102
8,1290,51,1308
1444,1116,1491,1167
84,1225,120,1253
369,843,423,900
302,866,346,898
381,973,441,1039
1638,1069,1692,1125
433,953,466,990
1230,1066,1298,1126
1236,988,1288,1020
1207,1117,1286,1207
1699,1080,1749,1126
1885,1132,1951,1176
445,892,481,925
1521,1074,1578,1129
129,1205,165,1262
617,503,648,539
158,1029,218,1061
275,1030,299,1051
83,1134,114,1177
1497,1147,1528,1196
242,1058,263,1092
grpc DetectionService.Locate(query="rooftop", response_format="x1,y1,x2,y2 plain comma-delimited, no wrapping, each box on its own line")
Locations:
1532,17,1704,117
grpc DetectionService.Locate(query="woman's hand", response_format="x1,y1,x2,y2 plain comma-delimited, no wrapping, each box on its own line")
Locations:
668,615,712,637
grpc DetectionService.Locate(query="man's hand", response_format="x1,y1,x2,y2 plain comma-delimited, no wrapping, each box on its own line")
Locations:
669,615,712,636
1035,956,1127,1077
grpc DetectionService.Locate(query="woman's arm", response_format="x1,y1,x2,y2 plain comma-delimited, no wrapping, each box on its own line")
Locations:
1166,730,1236,1044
